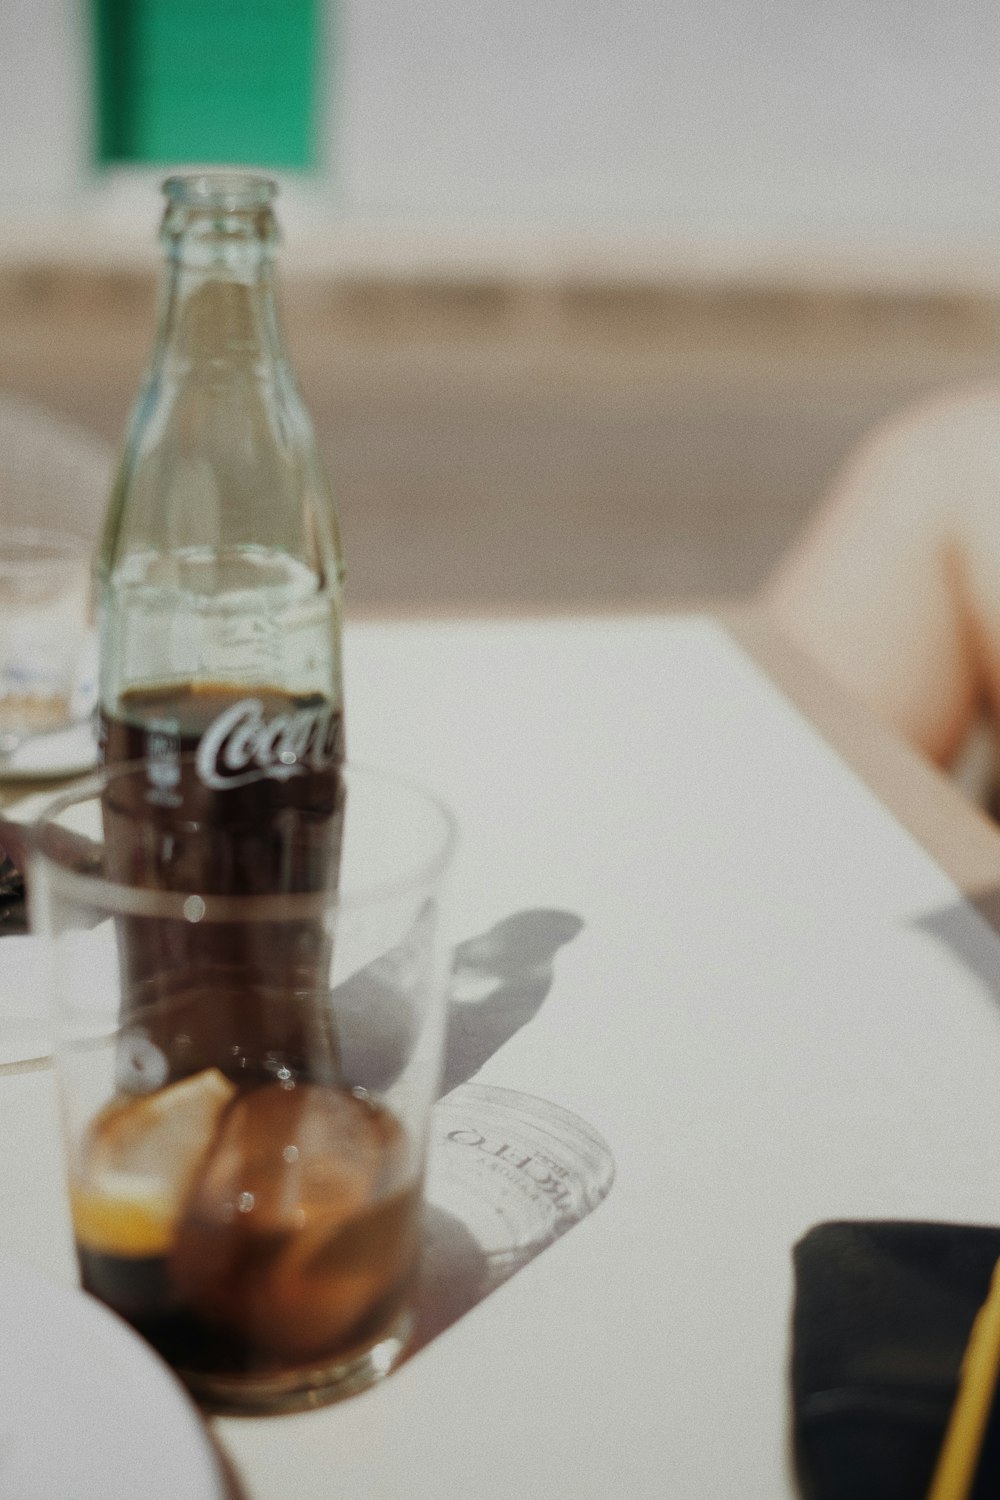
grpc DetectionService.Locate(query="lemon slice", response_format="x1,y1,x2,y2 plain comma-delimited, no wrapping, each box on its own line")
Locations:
73,1068,236,1258
71,1187,175,1258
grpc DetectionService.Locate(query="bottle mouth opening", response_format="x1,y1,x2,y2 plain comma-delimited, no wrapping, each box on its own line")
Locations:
162,172,278,213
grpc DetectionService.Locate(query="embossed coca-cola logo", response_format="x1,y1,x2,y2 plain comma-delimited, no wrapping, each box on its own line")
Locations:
196,697,340,790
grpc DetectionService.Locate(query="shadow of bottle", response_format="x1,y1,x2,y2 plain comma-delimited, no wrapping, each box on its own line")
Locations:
333,907,585,1096
440,908,584,1097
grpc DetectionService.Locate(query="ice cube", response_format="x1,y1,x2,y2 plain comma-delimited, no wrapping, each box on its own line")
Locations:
171,1081,417,1360
72,1068,236,1257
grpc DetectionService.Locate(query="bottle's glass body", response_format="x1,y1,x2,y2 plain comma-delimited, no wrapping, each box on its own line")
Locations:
96,172,346,1019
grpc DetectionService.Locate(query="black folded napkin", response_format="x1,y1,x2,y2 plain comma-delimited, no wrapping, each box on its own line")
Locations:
792,1220,1000,1500
0,853,26,934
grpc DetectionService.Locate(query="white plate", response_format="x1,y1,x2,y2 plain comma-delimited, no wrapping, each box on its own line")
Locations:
0,720,98,780
0,1258,229,1500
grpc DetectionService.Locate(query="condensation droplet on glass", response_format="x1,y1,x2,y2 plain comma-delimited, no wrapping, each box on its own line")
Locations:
115,1030,168,1094
237,1192,255,1214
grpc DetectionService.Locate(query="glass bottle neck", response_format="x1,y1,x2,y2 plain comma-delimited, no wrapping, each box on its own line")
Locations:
157,265,283,371
154,218,284,371
149,174,286,372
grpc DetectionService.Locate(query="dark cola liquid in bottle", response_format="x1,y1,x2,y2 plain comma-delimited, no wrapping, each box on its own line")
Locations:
96,173,346,1077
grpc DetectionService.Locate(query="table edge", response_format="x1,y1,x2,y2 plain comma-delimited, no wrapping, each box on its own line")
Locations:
722,604,1000,899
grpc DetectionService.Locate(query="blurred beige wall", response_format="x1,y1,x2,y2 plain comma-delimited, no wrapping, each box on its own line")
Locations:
3,5,1000,616
4,2,1000,290
2,265,998,617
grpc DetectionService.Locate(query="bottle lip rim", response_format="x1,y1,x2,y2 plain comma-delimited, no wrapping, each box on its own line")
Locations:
161,171,278,212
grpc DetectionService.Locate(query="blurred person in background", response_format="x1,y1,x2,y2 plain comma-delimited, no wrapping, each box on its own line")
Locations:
763,383,1000,778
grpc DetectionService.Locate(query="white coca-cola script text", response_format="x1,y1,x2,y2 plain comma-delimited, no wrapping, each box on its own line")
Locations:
196,697,340,789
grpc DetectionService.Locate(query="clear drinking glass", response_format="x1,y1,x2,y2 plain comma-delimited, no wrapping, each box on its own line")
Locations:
30,759,456,1414
0,526,94,757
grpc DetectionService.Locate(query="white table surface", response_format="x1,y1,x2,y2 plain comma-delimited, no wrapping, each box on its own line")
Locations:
5,611,1000,1499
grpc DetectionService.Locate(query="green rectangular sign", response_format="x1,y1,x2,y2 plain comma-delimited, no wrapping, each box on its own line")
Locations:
93,0,322,169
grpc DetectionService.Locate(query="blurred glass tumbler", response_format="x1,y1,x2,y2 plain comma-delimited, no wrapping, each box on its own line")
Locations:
0,527,93,754
31,760,456,1414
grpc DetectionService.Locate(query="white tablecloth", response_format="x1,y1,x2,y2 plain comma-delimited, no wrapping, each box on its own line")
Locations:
4,613,1000,1499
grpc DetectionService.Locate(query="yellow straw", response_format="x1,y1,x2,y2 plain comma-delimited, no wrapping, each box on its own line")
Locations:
927,1257,1000,1500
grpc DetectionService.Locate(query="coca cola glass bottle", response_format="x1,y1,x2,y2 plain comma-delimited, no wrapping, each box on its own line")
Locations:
96,173,345,1025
